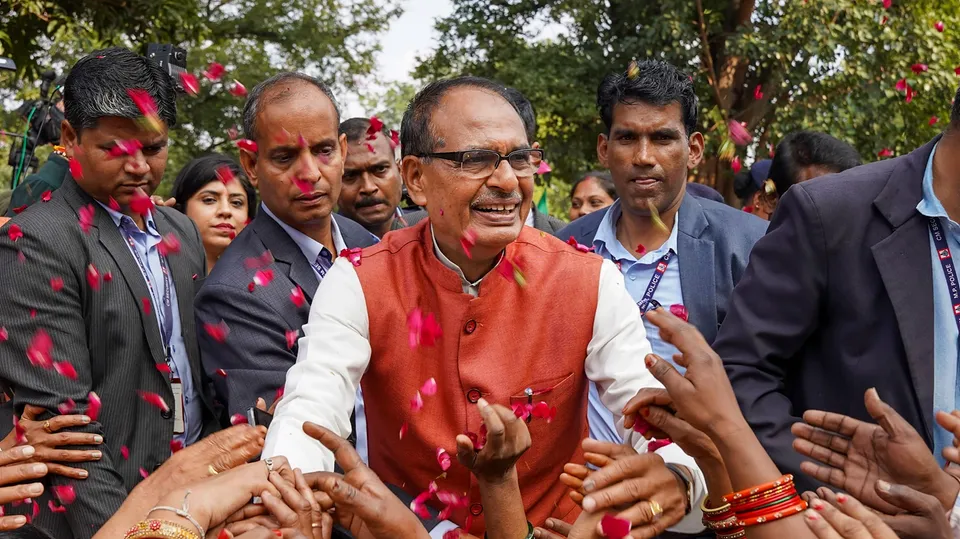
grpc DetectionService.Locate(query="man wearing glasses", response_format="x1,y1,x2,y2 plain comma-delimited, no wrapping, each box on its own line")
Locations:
263,76,708,537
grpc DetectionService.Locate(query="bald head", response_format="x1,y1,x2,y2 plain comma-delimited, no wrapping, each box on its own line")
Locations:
242,72,340,142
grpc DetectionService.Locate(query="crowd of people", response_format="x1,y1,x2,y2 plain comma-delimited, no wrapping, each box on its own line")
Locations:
0,44,958,539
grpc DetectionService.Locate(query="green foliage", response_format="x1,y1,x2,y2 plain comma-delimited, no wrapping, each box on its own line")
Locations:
0,0,401,194
359,81,417,130
415,0,960,211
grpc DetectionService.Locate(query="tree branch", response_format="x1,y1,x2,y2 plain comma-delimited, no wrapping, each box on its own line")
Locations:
694,0,726,112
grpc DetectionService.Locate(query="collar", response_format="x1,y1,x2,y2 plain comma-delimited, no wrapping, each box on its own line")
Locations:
260,203,347,264
430,224,500,293
917,143,946,220
95,201,160,237
593,199,680,263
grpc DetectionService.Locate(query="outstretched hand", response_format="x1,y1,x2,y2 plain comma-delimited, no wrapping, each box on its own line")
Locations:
455,398,531,484
792,388,958,514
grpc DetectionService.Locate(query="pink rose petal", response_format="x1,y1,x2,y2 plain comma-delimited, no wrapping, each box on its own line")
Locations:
420,377,438,396
600,514,632,538
87,391,101,421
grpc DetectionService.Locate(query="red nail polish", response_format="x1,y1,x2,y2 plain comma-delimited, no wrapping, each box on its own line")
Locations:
644,355,656,368
806,511,819,521
273,531,282,537
837,493,847,504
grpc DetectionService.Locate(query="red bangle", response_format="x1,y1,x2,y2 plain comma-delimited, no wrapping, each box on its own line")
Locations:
736,499,808,528
723,475,794,504
730,483,795,509
733,489,798,513
737,495,803,520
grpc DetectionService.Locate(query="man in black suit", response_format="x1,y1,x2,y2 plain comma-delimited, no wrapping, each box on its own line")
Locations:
196,73,377,419
715,84,960,505
0,47,220,538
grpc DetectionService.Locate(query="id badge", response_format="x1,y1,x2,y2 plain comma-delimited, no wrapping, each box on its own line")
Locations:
171,378,185,434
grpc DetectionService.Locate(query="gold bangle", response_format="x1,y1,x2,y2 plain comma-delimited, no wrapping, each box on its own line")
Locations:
701,497,732,515
124,520,200,539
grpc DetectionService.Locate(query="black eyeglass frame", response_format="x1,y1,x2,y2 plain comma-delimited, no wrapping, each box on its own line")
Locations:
415,148,545,176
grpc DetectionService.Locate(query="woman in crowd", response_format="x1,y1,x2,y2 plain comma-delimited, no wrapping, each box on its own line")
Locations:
171,153,257,272
569,171,616,221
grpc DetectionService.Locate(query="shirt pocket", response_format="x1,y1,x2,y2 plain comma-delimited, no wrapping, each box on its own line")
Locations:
508,372,576,405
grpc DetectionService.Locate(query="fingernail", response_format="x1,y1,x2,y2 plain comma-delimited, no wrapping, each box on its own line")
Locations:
81,416,91,423
811,499,824,511
91,451,102,459
645,355,657,368
582,497,596,511
273,531,282,537
877,479,891,493
21,445,35,457
582,479,595,492
836,493,848,504
478,397,489,408
534,531,541,538
28,483,43,494
78,469,88,478
545,519,555,529
805,509,819,521
32,464,46,474
11,516,25,525
93,435,103,443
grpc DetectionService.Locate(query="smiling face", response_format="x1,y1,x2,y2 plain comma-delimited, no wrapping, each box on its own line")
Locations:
598,101,703,218
239,81,346,232
183,179,250,255
403,86,533,264
340,131,402,234
61,116,169,206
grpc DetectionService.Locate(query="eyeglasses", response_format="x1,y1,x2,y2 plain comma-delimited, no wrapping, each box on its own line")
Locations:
418,148,544,179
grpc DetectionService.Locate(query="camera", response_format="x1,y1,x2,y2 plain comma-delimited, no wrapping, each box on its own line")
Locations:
7,69,64,187
147,43,189,93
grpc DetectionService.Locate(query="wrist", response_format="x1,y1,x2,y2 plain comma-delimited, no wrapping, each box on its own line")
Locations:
934,470,960,511
698,459,732,503
477,466,519,488
705,417,751,441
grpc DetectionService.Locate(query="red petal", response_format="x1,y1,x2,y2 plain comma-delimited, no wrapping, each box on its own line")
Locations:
203,62,225,82
878,148,894,158
399,421,408,440
87,391,101,421
12,204,27,214
86,264,101,291
367,116,384,134
139,467,149,478
244,250,274,270
910,63,929,74
79,204,95,234
753,85,763,100
27,329,54,369
58,398,77,414
230,413,248,425
12,415,26,444
69,158,83,179
297,133,308,148
285,329,298,349
253,269,274,287
130,189,155,216
566,236,594,253
31,499,39,520
179,72,200,96
108,139,143,158
229,80,247,97
204,320,230,343
216,165,236,185
126,89,159,117
156,363,172,374
7,224,23,242
0,327,6,342
731,155,742,174
882,0,891,7
275,386,284,402
600,514,632,538
727,119,753,146
108,196,121,211
365,143,375,153
531,401,552,419
158,233,181,256
459,228,478,259
648,438,673,452
293,177,314,194
120,445,130,459
137,391,169,412
50,277,64,291
420,377,438,396
442,530,462,539
248,282,255,292
170,439,184,453
236,139,258,153
48,500,67,513
41,190,52,202
54,362,78,380
955,67,960,76
290,286,306,308
930,116,939,126
389,130,400,149
339,247,362,267
52,485,76,505
636,244,646,256
216,368,227,377
436,447,451,471
669,304,689,322
410,391,424,412
935,21,945,32
407,308,443,349
142,297,152,315
227,126,239,140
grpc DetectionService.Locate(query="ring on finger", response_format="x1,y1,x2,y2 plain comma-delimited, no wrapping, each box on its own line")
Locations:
265,458,274,472
649,499,663,521
207,464,219,476
43,420,52,433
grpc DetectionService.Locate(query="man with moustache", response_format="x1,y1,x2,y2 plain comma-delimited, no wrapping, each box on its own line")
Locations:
337,117,408,238
0,47,220,538
264,76,708,537
195,73,377,419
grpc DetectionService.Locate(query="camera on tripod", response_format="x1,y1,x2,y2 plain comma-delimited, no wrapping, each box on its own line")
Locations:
6,69,65,188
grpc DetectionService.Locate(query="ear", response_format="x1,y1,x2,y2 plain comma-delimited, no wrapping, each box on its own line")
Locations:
338,133,348,165
597,133,609,168
401,156,428,207
532,141,541,149
687,132,705,169
239,146,260,190
61,120,78,156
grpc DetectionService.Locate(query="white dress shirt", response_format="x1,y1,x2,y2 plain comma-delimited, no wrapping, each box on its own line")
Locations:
263,238,707,533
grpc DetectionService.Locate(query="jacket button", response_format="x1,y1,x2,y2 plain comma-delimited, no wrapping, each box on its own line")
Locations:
466,389,481,403
161,409,173,420
464,320,477,334
469,503,483,516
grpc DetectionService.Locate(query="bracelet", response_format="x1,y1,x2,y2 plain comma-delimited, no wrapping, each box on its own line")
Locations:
701,498,731,517
729,483,796,510
723,474,794,504
736,498,807,527
483,521,534,539
733,490,798,514
664,463,694,515
147,490,205,538
124,520,200,539
717,530,747,539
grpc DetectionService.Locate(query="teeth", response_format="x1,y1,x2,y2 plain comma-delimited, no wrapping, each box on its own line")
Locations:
476,204,517,211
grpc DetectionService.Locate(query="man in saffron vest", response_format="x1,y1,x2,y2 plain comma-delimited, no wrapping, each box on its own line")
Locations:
263,77,708,536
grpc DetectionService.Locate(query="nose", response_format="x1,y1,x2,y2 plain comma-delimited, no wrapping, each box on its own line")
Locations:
632,139,657,168
123,150,150,176
294,149,322,184
358,174,379,196
215,198,232,218
485,156,520,194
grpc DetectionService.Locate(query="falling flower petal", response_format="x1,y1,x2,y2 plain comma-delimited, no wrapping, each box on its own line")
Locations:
878,148,894,158
636,244,646,256
142,297,152,315
138,391,169,412
340,247,363,267
227,126,239,140
253,269,274,287
648,438,674,452
955,67,960,76
52,485,76,505
600,514,632,538
399,421,408,440
728,120,753,146
179,72,200,96
905,84,916,103
930,116,939,126
139,467,149,479
275,386,284,402
669,304,689,322
127,89,162,133
881,15,889,25
204,321,230,343
87,391,101,421
69,158,83,179
410,391,424,412
12,415,26,444
753,85,763,100
108,196,120,211
50,277,64,292
79,204,95,234
130,190,154,216
86,264,101,291
216,368,227,377
763,179,776,196
911,63,929,74
626,60,640,79
289,286,306,308
244,250,274,270
882,0,891,8
460,228,478,259
31,499,39,521
248,282,255,292
731,155,742,174
54,362,78,380
935,21,945,32
895,78,908,92
215,165,236,185
203,62,225,82
421,377,438,396
41,190,52,202
632,416,652,435
158,233,181,256
566,236,594,253
236,139,258,153
120,445,130,459
367,116,384,136
742,205,755,213
58,398,76,414
285,329,298,349
156,363,172,374
496,257,527,287
531,401,557,422
389,130,400,149
436,447,451,471
108,139,143,158
48,500,66,513
297,133,308,148
229,80,247,98
7,224,23,242
293,177,314,194
170,439,183,453
442,530,462,539
12,204,26,214
0,327,6,342
27,329,53,369
230,413,248,425
407,308,443,348
512,402,532,421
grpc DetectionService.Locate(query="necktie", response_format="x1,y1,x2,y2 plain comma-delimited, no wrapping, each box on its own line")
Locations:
312,248,334,280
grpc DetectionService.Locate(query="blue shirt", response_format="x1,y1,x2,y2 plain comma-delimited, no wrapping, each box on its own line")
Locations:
916,143,960,466
96,203,202,446
586,199,684,443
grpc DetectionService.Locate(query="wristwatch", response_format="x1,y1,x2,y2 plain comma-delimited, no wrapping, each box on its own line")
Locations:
665,463,694,515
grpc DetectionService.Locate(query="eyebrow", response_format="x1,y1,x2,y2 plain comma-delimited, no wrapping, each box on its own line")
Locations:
269,137,338,154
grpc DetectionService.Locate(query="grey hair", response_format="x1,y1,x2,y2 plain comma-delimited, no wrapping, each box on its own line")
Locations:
241,72,340,142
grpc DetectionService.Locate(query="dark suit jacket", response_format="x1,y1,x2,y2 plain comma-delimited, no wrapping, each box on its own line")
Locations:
557,192,767,343
714,137,941,493
404,207,567,235
196,212,378,417
0,177,219,539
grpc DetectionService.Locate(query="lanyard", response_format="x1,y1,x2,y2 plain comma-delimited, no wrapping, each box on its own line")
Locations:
929,217,960,333
123,225,174,357
636,251,673,313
